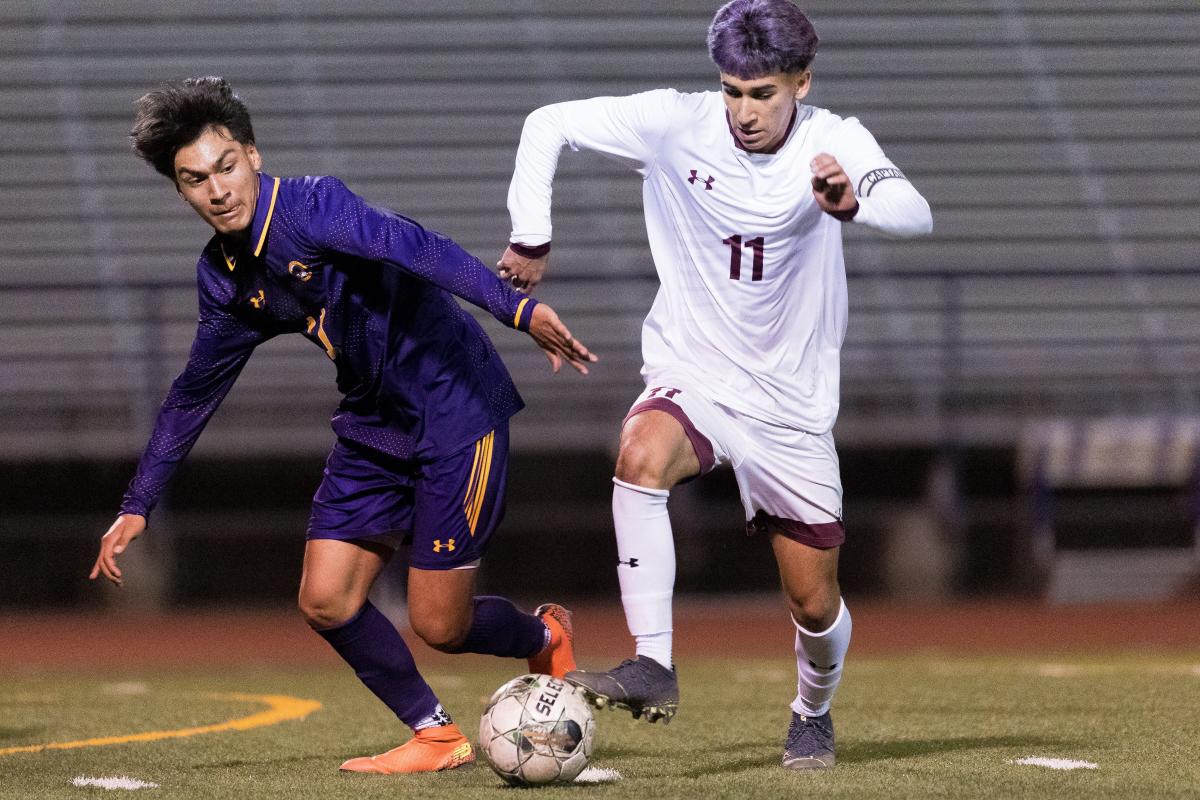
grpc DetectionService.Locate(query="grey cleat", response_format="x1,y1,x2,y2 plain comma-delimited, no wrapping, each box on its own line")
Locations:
565,655,679,724
783,710,835,769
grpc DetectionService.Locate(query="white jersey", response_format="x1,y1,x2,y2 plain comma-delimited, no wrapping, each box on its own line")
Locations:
508,89,931,433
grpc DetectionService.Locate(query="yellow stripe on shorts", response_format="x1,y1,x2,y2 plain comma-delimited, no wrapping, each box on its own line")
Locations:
466,431,494,534
463,438,483,514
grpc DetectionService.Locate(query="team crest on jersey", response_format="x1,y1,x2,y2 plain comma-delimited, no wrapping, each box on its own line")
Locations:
288,260,314,282
687,169,715,190
857,167,907,197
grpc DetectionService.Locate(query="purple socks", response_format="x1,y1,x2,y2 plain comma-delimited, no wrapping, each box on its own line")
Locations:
314,601,440,728
315,596,546,729
452,596,548,658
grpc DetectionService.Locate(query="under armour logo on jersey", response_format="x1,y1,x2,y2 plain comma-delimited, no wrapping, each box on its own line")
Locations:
618,558,639,568
432,539,456,553
248,289,266,309
687,169,715,190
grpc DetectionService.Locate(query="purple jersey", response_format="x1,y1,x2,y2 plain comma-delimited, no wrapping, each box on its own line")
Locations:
120,172,539,518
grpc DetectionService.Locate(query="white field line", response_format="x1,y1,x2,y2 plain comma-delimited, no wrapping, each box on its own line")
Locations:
1035,664,1084,678
101,682,149,695
1010,756,1099,771
1033,663,1200,678
72,775,160,790
733,667,790,683
575,766,622,783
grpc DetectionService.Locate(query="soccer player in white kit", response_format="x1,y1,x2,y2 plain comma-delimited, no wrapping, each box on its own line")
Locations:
498,0,932,769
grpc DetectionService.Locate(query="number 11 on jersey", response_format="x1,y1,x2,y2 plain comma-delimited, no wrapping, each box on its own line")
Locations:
722,234,765,281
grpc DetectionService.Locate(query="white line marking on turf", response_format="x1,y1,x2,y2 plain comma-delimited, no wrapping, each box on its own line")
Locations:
1035,664,1083,678
1010,757,1099,770
102,682,149,695
733,667,789,683
71,776,160,790
575,766,622,783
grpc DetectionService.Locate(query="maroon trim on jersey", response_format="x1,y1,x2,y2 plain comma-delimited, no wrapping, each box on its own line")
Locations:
509,241,551,259
624,397,716,474
746,510,845,549
726,104,798,155
827,201,860,222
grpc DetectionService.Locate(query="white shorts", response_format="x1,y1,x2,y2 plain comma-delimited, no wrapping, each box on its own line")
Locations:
626,379,845,549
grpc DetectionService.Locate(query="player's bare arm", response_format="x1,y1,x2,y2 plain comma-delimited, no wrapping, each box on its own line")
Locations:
496,245,548,293
527,302,597,375
88,513,147,586
810,153,858,217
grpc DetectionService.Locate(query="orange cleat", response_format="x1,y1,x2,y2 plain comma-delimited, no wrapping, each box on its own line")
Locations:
338,723,475,774
527,603,576,678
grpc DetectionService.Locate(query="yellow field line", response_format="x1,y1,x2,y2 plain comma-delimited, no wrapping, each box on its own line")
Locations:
0,692,322,756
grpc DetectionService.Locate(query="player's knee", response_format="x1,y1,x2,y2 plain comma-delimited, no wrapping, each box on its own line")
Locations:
298,591,359,631
410,613,469,653
615,437,673,488
789,591,840,632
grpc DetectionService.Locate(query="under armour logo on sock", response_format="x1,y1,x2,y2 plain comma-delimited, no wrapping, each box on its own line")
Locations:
809,659,838,671
617,558,639,568
414,703,453,730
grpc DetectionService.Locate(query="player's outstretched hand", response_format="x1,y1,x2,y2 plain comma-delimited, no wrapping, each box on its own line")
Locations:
497,246,548,294
88,513,146,587
528,302,597,375
810,152,859,217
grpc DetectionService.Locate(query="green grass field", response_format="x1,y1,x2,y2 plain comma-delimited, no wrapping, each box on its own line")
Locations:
2,653,1197,799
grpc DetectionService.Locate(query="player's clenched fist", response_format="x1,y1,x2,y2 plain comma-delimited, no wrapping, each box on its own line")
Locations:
810,153,859,218
528,303,597,375
89,513,146,586
496,246,549,293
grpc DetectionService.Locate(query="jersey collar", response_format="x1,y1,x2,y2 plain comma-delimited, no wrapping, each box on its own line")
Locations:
726,103,798,156
219,171,281,272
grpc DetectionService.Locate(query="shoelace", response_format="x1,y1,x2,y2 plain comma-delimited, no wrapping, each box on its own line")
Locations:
786,716,833,752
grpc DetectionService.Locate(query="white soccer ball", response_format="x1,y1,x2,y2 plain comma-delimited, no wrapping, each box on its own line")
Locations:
478,673,595,786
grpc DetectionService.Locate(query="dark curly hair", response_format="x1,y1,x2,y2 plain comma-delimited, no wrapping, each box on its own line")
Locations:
708,0,819,79
130,76,255,179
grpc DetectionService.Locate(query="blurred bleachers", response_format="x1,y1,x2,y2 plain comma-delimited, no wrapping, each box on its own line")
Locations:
2,0,1197,457
1,2,1198,607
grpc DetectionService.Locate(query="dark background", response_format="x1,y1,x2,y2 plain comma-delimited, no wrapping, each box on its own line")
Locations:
1,1,1198,610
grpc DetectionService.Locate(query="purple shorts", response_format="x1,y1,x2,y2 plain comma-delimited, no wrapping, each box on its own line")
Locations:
307,426,508,570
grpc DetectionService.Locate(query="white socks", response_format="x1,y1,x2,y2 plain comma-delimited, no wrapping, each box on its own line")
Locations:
791,598,852,717
612,477,675,669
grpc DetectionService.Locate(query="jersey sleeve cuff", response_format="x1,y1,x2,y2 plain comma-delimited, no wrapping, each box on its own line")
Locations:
119,500,150,518
509,241,551,259
512,296,540,332
827,201,860,222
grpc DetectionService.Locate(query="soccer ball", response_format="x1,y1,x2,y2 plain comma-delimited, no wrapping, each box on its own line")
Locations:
478,673,595,786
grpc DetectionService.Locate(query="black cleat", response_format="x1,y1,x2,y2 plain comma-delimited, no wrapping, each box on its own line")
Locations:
782,710,835,769
565,655,679,724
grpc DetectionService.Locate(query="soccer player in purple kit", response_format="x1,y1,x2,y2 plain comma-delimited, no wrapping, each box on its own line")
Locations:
88,76,595,775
